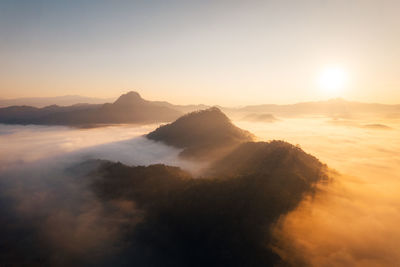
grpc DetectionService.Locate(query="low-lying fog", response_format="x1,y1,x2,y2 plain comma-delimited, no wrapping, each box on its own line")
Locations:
0,123,203,265
0,124,161,167
0,123,201,172
0,116,399,266
236,117,400,266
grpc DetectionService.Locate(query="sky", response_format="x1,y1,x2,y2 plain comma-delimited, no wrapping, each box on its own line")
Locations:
1,0,400,105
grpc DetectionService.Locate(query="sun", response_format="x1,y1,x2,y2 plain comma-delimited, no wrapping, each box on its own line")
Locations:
318,67,348,96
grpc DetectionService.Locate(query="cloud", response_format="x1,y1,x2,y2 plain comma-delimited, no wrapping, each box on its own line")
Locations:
237,117,400,267
0,115,399,266
273,172,400,267
0,124,203,265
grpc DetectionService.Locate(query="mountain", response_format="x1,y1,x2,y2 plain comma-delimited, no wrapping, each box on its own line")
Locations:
0,95,113,108
1,93,399,126
225,98,400,119
86,140,328,266
147,107,254,160
0,91,183,126
85,117,328,266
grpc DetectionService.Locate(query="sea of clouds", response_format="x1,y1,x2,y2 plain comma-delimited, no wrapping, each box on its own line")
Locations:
0,117,399,266
237,117,400,266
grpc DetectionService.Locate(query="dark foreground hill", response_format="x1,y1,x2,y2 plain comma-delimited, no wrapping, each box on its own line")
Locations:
207,140,326,180
84,140,328,266
147,107,254,159
0,91,182,126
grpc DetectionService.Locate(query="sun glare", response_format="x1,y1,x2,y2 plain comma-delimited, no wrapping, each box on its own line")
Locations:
318,67,348,96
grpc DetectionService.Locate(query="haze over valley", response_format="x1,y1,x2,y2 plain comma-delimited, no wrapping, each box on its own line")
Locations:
1,0,400,266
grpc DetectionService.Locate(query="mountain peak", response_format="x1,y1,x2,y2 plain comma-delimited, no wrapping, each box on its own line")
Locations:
113,91,145,106
178,107,230,125
147,107,254,159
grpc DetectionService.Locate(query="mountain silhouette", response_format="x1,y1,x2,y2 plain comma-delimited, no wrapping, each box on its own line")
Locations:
86,140,328,266
147,107,254,159
1,92,399,126
112,91,147,106
0,91,182,126
85,112,327,266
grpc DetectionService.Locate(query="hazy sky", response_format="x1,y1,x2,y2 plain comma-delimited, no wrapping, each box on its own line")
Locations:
1,0,399,105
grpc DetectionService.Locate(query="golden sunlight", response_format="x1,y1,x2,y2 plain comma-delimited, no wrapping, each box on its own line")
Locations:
318,66,348,96
1,1,400,266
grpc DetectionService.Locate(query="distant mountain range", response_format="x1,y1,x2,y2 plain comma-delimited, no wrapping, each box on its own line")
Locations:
225,98,400,119
0,92,182,126
0,91,399,126
0,95,114,108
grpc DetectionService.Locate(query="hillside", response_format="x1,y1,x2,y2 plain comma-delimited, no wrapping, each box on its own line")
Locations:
147,107,254,160
86,140,328,266
207,140,327,180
